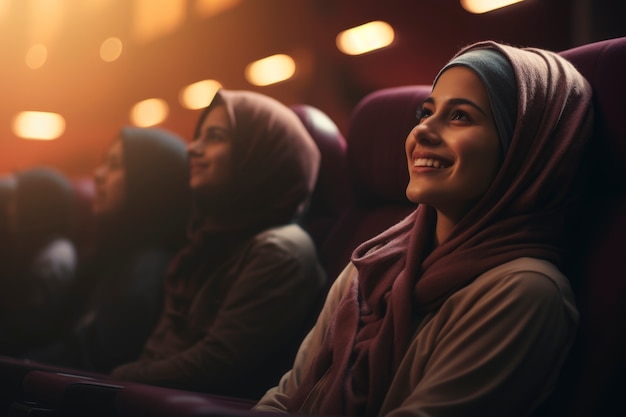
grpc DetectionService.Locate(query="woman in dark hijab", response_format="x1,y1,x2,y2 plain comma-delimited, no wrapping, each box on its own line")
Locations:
0,167,77,354
110,89,327,400
255,41,593,417
26,127,190,373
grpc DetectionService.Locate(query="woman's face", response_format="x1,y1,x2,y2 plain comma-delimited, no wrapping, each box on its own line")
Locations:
405,66,502,223
93,139,126,217
187,104,234,193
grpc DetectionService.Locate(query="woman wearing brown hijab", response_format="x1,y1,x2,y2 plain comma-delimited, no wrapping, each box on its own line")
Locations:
111,90,326,400
255,41,593,417
23,127,191,373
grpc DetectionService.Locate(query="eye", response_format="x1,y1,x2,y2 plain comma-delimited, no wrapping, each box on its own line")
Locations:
450,110,470,122
416,106,432,123
207,132,225,142
201,127,230,143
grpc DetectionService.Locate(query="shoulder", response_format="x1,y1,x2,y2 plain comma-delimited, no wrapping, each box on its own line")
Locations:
33,238,77,270
30,238,78,284
473,257,573,300
38,238,77,262
248,224,318,260
443,257,578,323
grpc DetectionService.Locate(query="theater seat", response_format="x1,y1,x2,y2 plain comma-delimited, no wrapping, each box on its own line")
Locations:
290,104,352,276
319,85,429,280
535,36,626,417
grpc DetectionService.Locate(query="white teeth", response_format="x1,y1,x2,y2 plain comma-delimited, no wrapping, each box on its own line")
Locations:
413,158,447,168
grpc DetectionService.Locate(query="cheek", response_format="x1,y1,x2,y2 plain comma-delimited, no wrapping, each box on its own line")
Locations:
405,130,417,164
213,150,234,183
456,136,502,185
112,176,126,201
104,174,126,213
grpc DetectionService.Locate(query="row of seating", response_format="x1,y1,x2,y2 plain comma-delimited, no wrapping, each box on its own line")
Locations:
0,35,624,417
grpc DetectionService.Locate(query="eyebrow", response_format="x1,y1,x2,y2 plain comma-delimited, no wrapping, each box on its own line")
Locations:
206,126,230,133
422,97,488,117
200,126,232,138
194,125,231,141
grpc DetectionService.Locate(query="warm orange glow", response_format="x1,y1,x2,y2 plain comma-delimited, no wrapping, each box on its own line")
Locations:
100,37,123,62
133,0,186,44
194,0,240,18
25,44,47,69
460,0,524,14
245,54,296,87
28,0,65,43
0,0,10,20
179,79,223,110
81,0,109,13
13,111,66,140
336,21,394,56
130,98,169,127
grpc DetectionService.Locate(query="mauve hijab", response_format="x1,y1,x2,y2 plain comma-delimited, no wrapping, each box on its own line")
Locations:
165,89,320,309
288,41,594,417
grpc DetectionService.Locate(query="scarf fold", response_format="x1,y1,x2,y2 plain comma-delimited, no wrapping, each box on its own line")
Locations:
288,41,594,416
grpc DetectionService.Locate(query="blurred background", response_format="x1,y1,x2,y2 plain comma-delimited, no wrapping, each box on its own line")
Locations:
1,0,624,177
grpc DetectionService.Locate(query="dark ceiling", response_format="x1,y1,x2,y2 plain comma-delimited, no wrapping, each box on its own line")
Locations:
1,0,624,177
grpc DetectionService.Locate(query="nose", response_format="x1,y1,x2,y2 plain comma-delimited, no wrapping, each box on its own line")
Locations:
412,120,441,147
93,165,105,184
187,139,202,157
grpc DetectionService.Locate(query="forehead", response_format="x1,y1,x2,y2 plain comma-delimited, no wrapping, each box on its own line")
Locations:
432,66,490,107
201,104,231,129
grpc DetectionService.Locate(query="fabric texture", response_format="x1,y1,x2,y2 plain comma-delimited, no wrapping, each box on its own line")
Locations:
111,224,326,399
280,41,594,416
256,258,578,417
110,89,326,399
25,128,190,373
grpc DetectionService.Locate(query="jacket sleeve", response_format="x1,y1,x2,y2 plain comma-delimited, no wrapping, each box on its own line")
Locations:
382,262,578,417
110,229,326,393
254,263,357,412
256,259,577,417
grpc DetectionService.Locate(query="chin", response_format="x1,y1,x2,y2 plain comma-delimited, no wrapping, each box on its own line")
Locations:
405,184,428,204
189,178,206,192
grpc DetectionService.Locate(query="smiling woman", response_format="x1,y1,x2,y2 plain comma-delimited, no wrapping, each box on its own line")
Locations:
109,89,327,400
22,127,191,374
255,40,594,417
406,47,518,242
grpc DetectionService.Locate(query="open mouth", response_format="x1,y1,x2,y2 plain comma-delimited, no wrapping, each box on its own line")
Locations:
412,157,450,169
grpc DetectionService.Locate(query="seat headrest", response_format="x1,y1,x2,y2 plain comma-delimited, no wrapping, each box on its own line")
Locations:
346,85,432,206
560,36,626,190
291,104,351,217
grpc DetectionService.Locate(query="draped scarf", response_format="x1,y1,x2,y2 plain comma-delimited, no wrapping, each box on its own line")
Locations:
288,41,594,416
164,90,320,320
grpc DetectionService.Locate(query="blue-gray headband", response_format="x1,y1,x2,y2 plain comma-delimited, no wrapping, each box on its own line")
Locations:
434,48,517,155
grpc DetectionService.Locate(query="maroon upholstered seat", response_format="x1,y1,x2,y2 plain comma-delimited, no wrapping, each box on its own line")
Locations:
319,85,430,280
536,36,626,417
290,104,352,275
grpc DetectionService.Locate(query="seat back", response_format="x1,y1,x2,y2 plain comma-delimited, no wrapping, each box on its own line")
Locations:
536,36,626,417
290,104,352,275
320,85,430,280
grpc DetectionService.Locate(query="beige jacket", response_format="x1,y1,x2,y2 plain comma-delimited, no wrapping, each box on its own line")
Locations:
110,224,326,399
255,257,578,417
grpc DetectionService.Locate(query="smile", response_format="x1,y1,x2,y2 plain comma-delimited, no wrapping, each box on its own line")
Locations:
413,158,449,169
